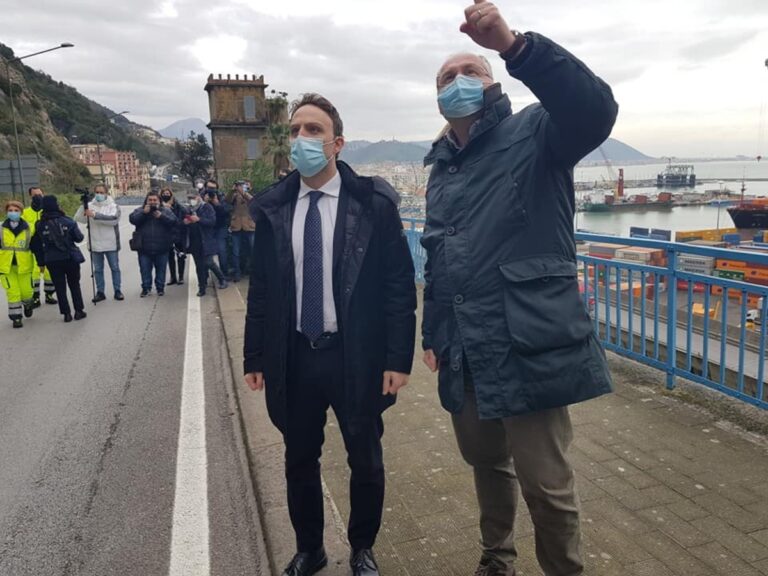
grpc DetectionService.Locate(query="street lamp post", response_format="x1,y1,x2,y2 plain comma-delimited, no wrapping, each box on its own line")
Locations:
4,43,74,200
96,110,129,194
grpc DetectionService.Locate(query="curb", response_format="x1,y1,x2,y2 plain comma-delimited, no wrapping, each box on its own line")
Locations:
213,283,350,575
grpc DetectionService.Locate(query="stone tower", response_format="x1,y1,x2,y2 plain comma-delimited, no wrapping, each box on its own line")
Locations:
204,73,269,180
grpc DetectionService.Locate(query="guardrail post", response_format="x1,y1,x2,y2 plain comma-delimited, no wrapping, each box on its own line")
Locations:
666,246,677,390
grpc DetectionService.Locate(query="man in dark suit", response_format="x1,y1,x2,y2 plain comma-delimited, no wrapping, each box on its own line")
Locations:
244,93,417,576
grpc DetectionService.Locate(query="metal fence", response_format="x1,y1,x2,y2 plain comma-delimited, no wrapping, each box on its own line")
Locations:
401,218,768,409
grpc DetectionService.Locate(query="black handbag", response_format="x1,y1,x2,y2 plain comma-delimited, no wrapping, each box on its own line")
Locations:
71,246,86,264
129,230,142,252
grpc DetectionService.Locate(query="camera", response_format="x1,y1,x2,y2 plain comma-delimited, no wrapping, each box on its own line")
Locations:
75,186,91,205
148,204,159,212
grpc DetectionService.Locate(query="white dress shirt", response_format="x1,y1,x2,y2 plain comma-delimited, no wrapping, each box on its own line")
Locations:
292,172,341,334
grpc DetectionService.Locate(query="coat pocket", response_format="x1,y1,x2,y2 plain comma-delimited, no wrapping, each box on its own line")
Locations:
499,255,593,354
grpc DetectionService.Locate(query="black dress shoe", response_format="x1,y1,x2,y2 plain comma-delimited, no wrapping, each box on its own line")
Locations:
168,278,178,285
74,310,87,320
350,549,380,576
281,548,328,576
63,313,73,323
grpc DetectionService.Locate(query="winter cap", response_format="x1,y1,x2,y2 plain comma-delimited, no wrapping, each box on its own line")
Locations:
41,195,60,213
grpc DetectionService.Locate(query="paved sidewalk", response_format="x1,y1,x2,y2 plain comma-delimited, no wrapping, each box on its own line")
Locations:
218,281,768,576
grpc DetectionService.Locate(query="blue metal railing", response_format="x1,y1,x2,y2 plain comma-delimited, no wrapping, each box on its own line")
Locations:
401,218,768,409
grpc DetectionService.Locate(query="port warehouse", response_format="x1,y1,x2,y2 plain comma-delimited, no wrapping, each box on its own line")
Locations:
401,219,768,410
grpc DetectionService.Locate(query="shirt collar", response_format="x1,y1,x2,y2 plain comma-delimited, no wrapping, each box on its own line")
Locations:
298,171,341,199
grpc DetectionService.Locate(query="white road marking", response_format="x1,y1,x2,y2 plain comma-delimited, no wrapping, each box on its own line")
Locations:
169,261,210,576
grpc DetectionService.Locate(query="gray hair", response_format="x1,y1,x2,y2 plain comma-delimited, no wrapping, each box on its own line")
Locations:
436,53,494,82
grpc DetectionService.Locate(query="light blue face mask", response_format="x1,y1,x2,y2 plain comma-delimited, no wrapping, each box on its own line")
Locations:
94,194,106,202
437,75,485,119
6,211,21,222
290,136,335,177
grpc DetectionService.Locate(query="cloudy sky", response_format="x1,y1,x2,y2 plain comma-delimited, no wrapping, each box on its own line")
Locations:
2,0,768,157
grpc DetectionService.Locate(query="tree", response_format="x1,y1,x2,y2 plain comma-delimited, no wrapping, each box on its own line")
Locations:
223,159,275,195
262,124,291,178
176,131,212,182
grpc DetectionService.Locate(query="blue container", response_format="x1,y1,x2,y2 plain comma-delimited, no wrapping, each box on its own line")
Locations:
723,233,741,245
651,228,672,241
630,227,650,238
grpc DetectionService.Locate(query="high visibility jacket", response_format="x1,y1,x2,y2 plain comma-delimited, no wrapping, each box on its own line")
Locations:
0,221,34,274
22,206,41,233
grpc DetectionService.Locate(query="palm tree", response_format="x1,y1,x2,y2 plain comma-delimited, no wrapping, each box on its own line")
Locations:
262,123,290,178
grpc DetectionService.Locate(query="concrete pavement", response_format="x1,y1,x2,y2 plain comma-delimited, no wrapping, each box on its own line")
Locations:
0,213,267,575
220,278,768,576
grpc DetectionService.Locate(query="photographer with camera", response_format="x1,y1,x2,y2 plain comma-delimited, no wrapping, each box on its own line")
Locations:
129,191,177,297
160,187,188,286
225,181,254,283
205,179,233,281
75,184,124,302
29,196,87,323
183,190,226,297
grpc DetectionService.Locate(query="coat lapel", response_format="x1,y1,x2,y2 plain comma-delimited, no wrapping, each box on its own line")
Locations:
337,162,374,320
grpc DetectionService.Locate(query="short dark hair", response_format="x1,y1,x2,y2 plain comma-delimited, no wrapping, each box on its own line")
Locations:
290,93,344,137
28,186,42,195
206,179,218,188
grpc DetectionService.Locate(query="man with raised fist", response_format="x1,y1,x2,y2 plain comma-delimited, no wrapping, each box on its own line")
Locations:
421,2,618,575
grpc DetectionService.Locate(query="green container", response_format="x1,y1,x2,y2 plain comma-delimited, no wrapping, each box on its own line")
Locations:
716,269,746,280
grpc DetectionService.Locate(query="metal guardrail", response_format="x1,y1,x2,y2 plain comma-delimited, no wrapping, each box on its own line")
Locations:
401,218,768,409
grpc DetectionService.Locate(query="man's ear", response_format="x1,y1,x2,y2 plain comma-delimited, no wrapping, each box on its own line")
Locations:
333,136,345,157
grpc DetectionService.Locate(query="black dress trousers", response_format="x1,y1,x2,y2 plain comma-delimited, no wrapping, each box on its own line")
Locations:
284,333,385,553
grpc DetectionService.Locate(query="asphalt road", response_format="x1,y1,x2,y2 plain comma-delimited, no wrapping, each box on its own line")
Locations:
0,213,265,575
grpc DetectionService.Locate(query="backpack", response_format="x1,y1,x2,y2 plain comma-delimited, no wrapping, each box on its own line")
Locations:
39,219,71,254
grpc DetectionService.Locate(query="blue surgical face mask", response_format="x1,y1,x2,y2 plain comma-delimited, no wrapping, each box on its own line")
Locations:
290,136,335,177
94,194,106,202
437,75,485,119
6,211,21,222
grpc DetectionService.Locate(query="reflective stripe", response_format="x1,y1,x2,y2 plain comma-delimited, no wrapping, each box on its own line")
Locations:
0,228,31,252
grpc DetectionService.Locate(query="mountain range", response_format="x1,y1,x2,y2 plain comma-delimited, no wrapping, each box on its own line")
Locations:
160,117,651,166
340,137,651,165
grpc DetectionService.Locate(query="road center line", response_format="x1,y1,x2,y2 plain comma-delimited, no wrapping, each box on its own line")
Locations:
169,261,210,576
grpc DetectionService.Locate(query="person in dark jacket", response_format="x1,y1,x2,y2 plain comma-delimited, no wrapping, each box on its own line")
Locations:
129,191,177,297
205,179,233,280
183,191,226,296
30,195,87,322
160,187,188,286
420,4,618,576
243,94,417,576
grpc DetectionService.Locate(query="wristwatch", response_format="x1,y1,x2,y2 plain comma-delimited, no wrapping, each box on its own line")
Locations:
501,30,527,61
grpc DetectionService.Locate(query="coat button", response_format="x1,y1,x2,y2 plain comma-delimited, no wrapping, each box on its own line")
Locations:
454,294,464,305
446,226,456,236
356,247,364,253
345,286,352,294
448,165,458,174
451,361,461,372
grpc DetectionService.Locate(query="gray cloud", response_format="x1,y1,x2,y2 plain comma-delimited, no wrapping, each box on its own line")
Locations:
1,0,767,154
